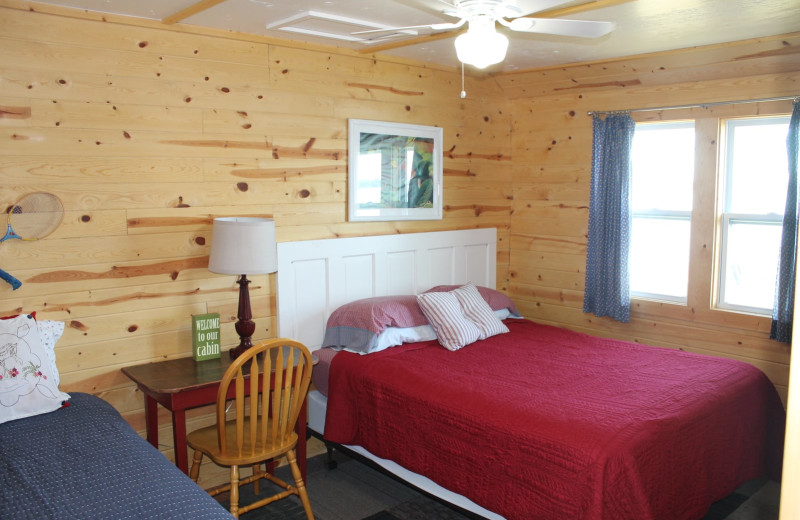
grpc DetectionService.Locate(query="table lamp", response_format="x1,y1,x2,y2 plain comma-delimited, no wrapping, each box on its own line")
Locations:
208,217,277,359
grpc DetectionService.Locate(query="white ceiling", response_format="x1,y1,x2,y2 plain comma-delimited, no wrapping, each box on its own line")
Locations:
32,0,800,72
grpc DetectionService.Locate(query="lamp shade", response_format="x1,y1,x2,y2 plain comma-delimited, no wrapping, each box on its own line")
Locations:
208,217,277,275
455,16,509,69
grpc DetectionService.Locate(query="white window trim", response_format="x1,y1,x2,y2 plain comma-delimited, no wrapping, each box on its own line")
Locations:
715,115,789,316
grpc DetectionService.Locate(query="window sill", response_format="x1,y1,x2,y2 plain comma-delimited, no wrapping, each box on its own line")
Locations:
631,297,773,333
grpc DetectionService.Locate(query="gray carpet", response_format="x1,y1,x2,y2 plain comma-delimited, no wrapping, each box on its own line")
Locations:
362,513,401,520
215,453,777,520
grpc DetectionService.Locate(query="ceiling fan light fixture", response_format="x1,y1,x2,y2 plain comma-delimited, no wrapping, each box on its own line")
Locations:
454,15,508,69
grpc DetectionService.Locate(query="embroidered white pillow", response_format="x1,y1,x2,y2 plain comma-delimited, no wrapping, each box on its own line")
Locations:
452,282,509,340
0,314,70,424
416,291,481,351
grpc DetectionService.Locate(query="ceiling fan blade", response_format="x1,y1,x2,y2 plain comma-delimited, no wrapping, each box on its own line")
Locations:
352,25,425,35
353,21,463,35
531,0,635,18
507,0,578,17
507,17,614,37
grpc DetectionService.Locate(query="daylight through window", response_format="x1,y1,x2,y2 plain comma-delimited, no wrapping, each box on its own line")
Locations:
629,114,790,317
630,122,695,302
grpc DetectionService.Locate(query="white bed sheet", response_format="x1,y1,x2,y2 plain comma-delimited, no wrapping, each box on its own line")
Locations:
307,389,504,520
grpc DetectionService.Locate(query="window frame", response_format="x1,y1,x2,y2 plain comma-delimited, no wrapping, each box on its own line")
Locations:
626,101,792,329
715,116,790,315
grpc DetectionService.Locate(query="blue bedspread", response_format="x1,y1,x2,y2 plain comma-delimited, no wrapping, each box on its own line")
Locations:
0,392,232,519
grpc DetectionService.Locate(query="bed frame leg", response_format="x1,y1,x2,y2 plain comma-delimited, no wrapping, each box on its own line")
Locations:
324,442,338,470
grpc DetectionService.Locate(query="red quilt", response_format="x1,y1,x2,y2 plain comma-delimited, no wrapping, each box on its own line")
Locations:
324,320,785,520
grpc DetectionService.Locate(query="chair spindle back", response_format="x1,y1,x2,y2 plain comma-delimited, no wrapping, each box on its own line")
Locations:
215,339,312,458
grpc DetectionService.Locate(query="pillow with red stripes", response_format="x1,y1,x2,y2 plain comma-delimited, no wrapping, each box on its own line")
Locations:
424,284,521,317
451,282,509,340
416,291,481,351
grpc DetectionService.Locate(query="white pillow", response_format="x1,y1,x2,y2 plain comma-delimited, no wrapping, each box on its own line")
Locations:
495,308,511,320
416,291,481,351
0,314,70,424
37,320,65,386
452,282,509,340
373,324,437,353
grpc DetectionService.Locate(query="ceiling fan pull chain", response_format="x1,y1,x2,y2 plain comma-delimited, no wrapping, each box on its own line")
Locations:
460,61,466,99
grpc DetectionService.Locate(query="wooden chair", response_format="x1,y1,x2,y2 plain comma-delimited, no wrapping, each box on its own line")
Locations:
187,339,314,519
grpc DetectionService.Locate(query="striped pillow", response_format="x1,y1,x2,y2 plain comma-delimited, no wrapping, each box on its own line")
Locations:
425,285,521,317
452,282,509,340
416,291,481,351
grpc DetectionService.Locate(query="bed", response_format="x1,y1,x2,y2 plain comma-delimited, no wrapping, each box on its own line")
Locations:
0,314,232,520
0,392,234,519
276,229,786,520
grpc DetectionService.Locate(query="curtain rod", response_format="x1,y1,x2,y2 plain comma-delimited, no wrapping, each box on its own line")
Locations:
587,95,799,116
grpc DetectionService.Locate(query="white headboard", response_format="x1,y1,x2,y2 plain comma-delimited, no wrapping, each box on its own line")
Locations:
276,228,497,351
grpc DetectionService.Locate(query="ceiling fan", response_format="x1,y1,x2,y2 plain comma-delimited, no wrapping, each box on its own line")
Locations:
355,0,617,69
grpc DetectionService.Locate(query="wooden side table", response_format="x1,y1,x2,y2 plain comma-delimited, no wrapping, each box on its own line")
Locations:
122,355,308,479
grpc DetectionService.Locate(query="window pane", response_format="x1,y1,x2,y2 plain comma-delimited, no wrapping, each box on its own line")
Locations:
630,122,694,302
721,221,781,311
630,217,690,300
631,123,695,212
726,118,790,215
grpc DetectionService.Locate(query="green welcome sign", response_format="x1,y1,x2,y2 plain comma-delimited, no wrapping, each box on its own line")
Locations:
192,312,221,361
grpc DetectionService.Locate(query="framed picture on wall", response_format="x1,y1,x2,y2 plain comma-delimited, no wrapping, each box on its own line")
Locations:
348,119,443,222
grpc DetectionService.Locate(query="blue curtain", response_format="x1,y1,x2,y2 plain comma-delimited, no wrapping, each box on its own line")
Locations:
583,113,636,322
771,99,800,343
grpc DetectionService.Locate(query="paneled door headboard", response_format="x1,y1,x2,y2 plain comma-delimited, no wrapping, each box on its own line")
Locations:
276,228,497,351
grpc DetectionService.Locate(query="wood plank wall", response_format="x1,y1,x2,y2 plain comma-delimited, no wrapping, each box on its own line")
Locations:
1,0,797,488
495,33,800,403
0,1,512,484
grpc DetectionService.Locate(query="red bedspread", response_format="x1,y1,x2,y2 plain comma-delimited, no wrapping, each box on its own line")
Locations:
324,320,785,520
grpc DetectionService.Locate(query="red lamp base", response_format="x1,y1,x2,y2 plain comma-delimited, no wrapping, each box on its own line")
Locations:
229,274,255,360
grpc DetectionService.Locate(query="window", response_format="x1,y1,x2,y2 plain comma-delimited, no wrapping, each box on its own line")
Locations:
629,122,695,302
629,113,790,317
718,117,790,313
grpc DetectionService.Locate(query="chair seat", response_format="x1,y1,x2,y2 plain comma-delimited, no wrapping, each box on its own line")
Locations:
188,419,299,467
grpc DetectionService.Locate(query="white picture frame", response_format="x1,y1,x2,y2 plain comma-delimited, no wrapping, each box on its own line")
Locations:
348,119,443,221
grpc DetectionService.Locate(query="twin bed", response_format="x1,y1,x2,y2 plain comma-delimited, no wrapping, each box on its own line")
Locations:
277,228,786,520
0,314,230,518
0,391,232,519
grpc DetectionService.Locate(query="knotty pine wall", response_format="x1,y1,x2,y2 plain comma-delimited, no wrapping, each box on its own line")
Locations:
0,1,512,482
497,33,800,403
1,0,798,488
